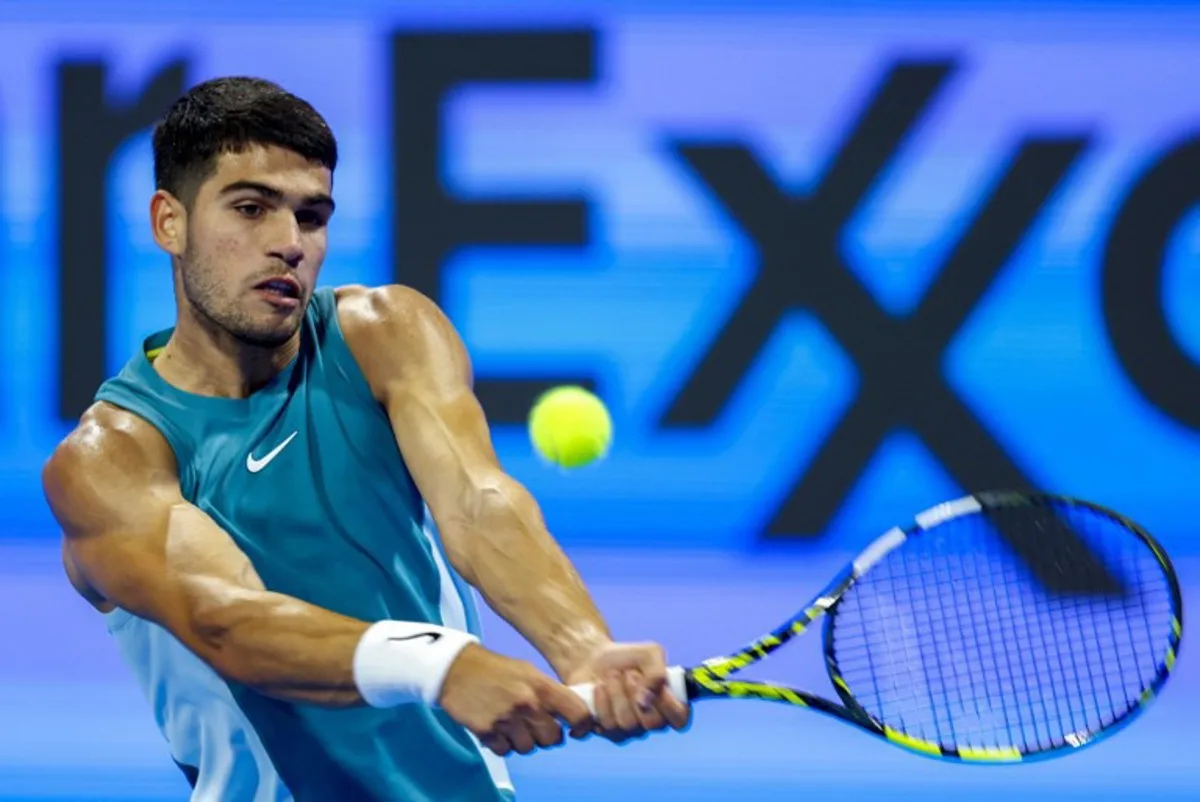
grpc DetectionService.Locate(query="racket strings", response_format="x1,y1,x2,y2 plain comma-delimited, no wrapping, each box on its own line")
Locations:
829,502,1175,756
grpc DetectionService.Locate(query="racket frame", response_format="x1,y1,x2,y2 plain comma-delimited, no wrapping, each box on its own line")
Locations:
677,492,1184,764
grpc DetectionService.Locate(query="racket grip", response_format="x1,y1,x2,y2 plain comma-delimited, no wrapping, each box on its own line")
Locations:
568,665,688,717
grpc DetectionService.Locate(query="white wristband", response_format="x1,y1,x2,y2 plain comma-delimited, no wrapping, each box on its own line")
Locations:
352,620,479,708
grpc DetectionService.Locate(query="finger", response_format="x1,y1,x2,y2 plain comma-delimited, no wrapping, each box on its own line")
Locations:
656,684,692,730
481,733,513,758
544,681,595,739
630,645,668,709
624,666,663,715
528,711,566,750
605,670,640,732
586,681,613,738
625,670,666,731
501,720,537,756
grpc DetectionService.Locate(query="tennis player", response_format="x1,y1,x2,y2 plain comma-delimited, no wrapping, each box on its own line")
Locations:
41,77,689,801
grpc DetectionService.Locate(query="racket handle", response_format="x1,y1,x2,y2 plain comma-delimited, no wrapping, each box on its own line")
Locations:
568,665,688,717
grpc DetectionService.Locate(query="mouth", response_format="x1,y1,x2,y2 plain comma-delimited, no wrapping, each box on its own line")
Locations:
254,276,302,309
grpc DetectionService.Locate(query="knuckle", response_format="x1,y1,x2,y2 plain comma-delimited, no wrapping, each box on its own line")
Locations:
467,712,496,734
513,689,539,712
528,676,553,699
537,726,564,748
482,736,511,757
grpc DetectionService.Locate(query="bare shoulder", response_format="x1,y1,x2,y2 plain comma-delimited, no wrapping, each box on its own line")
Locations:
334,282,450,334
42,402,178,536
333,283,470,393
44,403,179,609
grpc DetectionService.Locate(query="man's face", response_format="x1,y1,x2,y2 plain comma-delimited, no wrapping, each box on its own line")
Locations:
176,145,334,348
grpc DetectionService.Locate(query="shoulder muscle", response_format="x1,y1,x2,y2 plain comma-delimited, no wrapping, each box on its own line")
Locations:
43,402,179,539
335,283,472,400
43,403,264,629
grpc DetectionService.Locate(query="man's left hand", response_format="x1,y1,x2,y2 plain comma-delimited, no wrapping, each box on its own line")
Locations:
564,641,691,744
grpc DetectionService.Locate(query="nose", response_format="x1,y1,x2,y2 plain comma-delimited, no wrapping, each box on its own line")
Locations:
267,215,304,269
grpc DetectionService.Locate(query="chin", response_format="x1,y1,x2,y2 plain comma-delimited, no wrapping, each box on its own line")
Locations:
234,319,302,349
235,331,294,349
232,300,308,348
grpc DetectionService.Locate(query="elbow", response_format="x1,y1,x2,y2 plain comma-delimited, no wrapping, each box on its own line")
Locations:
468,480,530,525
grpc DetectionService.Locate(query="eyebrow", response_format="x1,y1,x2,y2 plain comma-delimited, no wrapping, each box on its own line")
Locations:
218,180,335,212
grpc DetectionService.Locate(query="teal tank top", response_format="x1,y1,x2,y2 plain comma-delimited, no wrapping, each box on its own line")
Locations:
94,288,514,802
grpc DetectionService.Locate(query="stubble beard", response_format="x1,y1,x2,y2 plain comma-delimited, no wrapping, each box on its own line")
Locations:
179,249,303,349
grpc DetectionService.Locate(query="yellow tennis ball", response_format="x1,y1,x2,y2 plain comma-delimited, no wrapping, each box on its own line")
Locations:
528,386,613,469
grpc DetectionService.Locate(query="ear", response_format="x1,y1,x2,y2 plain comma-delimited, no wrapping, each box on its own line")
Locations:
150,189,187,257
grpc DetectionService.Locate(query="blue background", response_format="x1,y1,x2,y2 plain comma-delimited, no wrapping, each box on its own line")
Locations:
0,1,1197,800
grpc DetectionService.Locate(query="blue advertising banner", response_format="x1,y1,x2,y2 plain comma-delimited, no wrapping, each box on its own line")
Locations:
0,2,1198,556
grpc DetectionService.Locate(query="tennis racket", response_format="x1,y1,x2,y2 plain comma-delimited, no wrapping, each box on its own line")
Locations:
570,491,1183,763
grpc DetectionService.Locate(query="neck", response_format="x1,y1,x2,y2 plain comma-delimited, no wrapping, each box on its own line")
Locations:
153,303,300,399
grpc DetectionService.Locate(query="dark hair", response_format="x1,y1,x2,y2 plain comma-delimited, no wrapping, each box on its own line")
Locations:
152,76,338,205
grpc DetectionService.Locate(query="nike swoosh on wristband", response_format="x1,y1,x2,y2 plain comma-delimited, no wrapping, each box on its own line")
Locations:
246,431,299,473
387,632,443,644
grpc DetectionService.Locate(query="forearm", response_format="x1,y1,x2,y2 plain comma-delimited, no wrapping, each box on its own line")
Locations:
192,587,372,707
192,587,477,710
448,479,613,683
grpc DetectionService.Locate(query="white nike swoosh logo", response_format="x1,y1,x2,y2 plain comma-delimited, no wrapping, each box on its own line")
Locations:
246,431,298,473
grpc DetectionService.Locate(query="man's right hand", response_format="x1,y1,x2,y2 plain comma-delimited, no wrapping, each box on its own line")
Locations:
438,644,593,757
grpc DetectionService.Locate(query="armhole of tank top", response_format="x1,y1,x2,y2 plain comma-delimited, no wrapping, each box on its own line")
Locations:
92,394,196,493
321,288,395,414
105,605,136,633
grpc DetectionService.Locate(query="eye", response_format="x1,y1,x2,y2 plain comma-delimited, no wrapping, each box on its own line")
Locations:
295,209,329,230
235,203,265,219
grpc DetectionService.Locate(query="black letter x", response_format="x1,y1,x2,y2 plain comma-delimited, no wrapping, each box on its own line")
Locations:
656,60,1116,592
